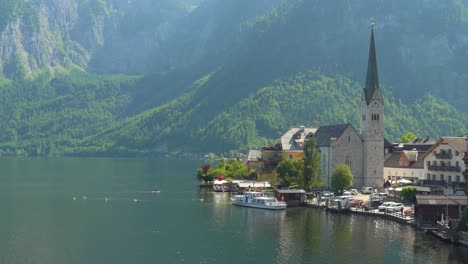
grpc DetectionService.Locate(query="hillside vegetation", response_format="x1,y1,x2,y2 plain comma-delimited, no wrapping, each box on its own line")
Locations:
0,0,466,156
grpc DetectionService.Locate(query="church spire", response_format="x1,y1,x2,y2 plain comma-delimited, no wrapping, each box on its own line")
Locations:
364,19,380,105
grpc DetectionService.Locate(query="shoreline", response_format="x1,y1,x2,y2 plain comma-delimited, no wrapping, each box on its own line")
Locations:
306,200,468,247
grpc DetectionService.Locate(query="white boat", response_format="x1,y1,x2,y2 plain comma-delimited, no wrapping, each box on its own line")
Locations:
231,191,287,210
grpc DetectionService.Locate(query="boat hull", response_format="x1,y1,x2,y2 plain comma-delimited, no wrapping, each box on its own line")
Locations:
231,201,287,210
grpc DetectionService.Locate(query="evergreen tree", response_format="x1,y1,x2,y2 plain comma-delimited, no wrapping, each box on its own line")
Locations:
302,137,321,191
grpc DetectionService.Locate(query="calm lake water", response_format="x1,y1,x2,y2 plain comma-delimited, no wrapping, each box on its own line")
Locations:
0,158,467,264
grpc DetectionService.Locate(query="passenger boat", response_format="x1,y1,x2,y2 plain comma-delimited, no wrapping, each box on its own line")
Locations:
230,191,287,210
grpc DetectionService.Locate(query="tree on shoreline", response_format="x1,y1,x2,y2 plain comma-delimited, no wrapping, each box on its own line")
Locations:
276,159,303,188
197,159,254,183
303,137,322,191
331,164,353,195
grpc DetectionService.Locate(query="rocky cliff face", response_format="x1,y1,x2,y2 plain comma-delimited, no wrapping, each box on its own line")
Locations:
0,0,285,79
0,0,194,79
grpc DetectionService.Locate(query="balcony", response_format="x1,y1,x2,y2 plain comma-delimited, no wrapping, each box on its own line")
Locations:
435,152,453,159
428,165,461,172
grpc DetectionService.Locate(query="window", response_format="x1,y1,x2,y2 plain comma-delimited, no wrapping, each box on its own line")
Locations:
432,174,436,181
456,175,460,182
448,176,452,183
448,149,452,154
440,174,445,181
455,151,459,156
345,155,351,169
456,161,459,167
447,161,451,166
348,135,351,142
432,161,437,166
426,174,431,180
289,154,293,160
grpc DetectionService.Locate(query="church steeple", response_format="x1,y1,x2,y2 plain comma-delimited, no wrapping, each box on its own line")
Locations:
364,20,380,105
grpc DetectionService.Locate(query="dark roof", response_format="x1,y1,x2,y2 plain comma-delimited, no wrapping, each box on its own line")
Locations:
384,138,394,151
278,189,306,194
416,195,467,206
402,137,436,151
364,24,380,105
384,151,425,169
314,124,351,147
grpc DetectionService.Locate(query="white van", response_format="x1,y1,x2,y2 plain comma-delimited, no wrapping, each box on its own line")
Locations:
361,187,373,194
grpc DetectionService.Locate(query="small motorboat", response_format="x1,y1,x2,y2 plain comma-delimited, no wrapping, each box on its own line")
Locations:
151,186,160,194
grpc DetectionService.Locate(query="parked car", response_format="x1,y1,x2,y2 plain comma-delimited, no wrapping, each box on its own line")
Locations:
403,209,414,216
321,193,334,201
348,189,359,195
361,187,373,194
378,202,395,212
341,195,355,202
379,192,388,198
343,191,351,196
386,203,404,212
369,193,384,202
349,199,364,207
362,200,376,211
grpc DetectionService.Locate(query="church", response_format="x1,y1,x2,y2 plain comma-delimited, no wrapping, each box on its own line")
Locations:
318,23,387,189
248,24,390,189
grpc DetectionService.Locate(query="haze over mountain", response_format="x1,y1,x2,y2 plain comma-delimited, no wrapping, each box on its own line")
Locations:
0,0,467,156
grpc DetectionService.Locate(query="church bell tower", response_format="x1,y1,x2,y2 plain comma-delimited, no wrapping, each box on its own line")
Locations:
360,21,384,188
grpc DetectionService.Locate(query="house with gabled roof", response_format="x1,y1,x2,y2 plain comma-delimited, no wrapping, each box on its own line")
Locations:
384,150,425,183
421,136,468,188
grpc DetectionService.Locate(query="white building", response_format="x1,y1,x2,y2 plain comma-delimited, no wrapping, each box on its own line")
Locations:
421,137,468,186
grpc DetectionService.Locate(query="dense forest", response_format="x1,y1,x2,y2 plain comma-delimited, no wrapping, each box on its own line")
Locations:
0,0,466,156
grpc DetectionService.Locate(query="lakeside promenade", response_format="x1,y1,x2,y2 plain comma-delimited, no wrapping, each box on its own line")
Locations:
306,193,415,225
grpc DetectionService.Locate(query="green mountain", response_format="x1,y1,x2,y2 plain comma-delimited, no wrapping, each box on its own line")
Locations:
0,0,467,156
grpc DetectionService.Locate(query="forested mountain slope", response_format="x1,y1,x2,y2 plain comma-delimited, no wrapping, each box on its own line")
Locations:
0,0,467,156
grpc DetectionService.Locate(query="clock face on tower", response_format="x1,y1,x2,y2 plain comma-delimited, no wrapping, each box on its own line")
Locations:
372,99,379,107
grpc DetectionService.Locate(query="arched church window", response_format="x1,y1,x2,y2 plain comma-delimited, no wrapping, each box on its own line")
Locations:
345,155,351,169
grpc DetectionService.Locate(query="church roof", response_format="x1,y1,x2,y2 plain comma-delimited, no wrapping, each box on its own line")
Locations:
364,23,380,105
314,124,352,147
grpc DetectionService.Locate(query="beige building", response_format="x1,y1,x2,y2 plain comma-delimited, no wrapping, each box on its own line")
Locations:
247,126,317,181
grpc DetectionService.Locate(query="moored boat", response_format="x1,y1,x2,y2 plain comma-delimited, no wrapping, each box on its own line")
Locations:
231,191,287,210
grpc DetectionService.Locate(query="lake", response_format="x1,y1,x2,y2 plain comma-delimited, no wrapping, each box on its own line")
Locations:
0,158,466,264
